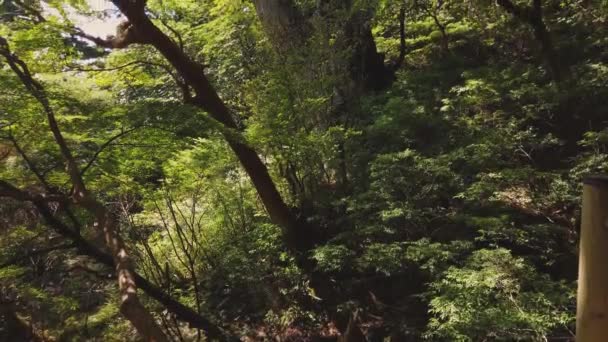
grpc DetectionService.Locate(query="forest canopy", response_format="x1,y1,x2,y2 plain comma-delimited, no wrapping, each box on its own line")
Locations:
0,0,603,340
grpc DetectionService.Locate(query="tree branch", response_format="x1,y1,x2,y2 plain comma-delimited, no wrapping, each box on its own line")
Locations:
160,20,185,52
0,36,87,196
7,133,83,231
0,243,76,269
12,0,46,23
80,126,141,177
8,135,53,190
0,179,232,340
108,0,311,253
496,0,565,83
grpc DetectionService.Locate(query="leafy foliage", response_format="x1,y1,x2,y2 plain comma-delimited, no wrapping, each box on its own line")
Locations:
0,0,602,340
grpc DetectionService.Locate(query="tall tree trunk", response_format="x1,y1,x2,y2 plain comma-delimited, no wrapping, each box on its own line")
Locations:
529,11,563,83
252,0,392,196
342,8,393,91
253,0,393,91
497,0,566,83
252,0,310,50
394,5,407,69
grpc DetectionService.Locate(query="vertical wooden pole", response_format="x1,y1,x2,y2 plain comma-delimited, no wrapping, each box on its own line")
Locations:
577,175,608,341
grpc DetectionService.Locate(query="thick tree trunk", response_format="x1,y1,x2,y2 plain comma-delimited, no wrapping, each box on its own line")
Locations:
529,14,563,83
342,9,393,91
251,0,392,199
497,0,566,83
252,0,309,49
253,0,393,91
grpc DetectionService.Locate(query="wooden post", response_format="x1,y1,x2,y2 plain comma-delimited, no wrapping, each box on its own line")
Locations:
577,175,608,341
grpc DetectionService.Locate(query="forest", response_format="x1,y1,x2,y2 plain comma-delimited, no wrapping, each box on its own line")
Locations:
0,0,605,340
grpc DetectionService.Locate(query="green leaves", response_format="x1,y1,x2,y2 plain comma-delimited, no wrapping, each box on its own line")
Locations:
313,244,355,273
1,0,605,339
427,248,575,341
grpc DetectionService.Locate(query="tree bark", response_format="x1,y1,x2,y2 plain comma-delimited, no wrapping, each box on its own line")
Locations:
251,0,393,200
252,0,310,50
529,9,563,83
497,0,565,83
342,8,393,91
394,5,407,69
253,0,393,91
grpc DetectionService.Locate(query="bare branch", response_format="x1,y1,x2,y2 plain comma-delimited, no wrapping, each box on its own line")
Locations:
69,60,168,73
